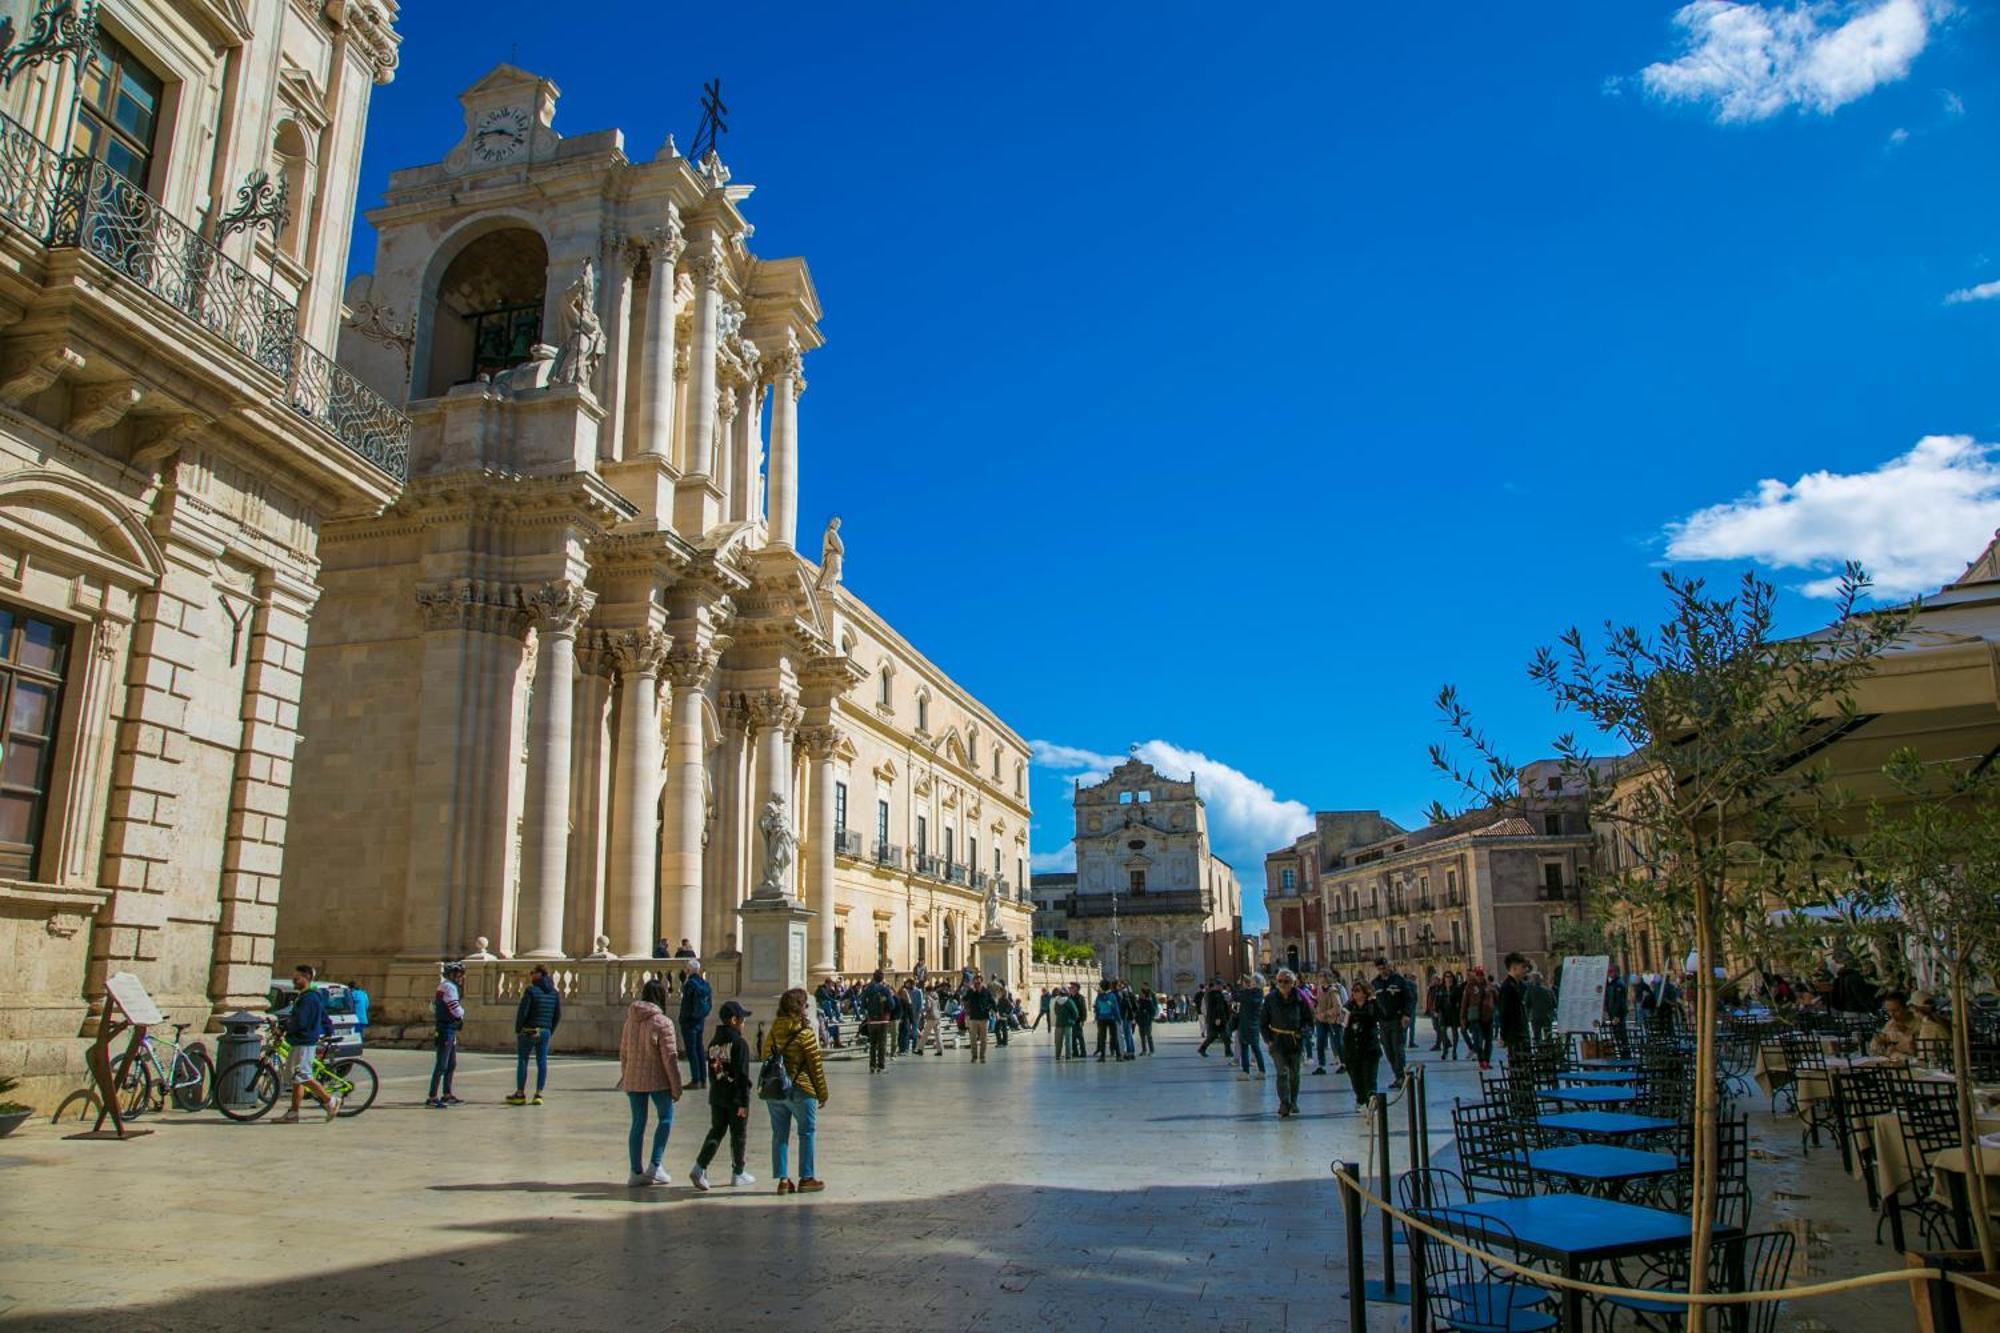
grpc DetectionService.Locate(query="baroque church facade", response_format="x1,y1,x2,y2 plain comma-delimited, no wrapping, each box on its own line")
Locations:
277,67,1034,1021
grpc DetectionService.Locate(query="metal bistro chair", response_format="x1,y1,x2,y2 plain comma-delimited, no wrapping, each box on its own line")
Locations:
1400,1165,1558,1317
1422,1208,1559,1333
1453,1100,1539,1199
1593,1230,1795,1333
1778,1031,1835,1150
1888,1078,1964,1253
1834,1063,1911,1210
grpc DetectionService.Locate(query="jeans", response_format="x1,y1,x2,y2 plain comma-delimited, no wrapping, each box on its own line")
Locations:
868,1024,890,1071
767,1088,818,1181
428,1029,458,1099
1095,1019,1118,1057
1465,1019,1493,1063
1314,1021,1340,1068
1429,1013,1444,1047
819,1004,842,1047
1070,1022,1086,1057
1198,1020,1233,1057
680,1018,707,1085
1384,1022,1408,1078
1273,1042,1304,1109
1439,1023,1459,1058
626,1090,673,1174
1238,1028,1265,1073
695,1101,747,1174
1053,1023,1071,1060
1137,1021,1154,1054
514,1029,551,1093
1119,1019,1135,1058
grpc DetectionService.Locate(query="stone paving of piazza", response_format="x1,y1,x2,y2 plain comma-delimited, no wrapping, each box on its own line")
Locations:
0,1026,1907,1332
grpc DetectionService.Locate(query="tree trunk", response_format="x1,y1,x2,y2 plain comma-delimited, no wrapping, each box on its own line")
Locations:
1685,882,1720,1331
1951,958,1997,1270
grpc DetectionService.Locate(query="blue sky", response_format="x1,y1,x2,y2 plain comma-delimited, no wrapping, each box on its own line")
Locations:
353,2,2000,930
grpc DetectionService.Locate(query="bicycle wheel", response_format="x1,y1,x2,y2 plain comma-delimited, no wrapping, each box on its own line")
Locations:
330,1058,377,1116
214,1059,280,1121
171,1044,214,1111
116,1059,157,1118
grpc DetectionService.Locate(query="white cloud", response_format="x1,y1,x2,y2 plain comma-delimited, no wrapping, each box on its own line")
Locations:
1941,87,1966,116
1639,0,1951,124
1887,125,1911,144
1946,279,2000,304
1030,847,1076,874
1031,738,1314,878
1663,435,2000,598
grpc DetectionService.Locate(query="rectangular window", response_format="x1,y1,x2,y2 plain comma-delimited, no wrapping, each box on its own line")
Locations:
1543,862,1565,897
1281,868,1295,891
1451,919,1462,952
994,846,1001,876
969,838,978,877
834,781,847,834
75,32,166,189
1016,856,1023,888
1130,869,1146,894
877,930,889,965
834,926,846,971
916,815,928,858
1446,868,1459,902
876,799,889,848
943,826,954,867
0,605,71,880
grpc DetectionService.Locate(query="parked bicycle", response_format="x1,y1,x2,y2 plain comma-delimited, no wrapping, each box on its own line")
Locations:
214,1019,377,1122
114,1020,216,1115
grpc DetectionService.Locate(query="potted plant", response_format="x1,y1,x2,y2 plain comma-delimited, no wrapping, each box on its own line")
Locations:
0,1074,31,1138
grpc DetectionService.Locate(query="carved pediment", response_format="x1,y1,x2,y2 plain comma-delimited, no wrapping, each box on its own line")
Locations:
873,756,898,784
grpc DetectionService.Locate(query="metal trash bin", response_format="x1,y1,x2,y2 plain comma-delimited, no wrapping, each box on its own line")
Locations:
215,1011,267,1108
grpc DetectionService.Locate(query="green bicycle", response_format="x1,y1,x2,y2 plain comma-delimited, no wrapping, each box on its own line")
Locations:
215,1020,377,1122
113,1019,216,1115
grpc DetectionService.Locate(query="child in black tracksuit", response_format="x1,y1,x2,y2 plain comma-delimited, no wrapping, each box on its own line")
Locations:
690,999,753,1189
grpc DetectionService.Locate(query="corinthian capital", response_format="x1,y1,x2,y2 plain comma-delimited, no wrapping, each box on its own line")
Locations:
521,581,596,636
747,687,802,734
687,234,726,290
798,724,844,761
612,628,673,677
663,643,721,691
647,206,685,268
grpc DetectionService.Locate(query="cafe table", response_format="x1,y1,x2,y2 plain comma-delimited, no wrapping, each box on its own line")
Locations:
1535,1111,1677,1141
1558,1070,1642,1085
1524,1144,1678,1199
1578,1057,1640,1069
1538,1085,1643,1108
1419,1192,1745,1331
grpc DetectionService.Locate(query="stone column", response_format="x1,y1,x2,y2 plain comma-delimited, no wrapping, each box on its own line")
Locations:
564,633,614,955
706,698,752,950
748,689,801,898
660,643,720,952
606,628,669,957
636,210,683,460
674,234,726,534
765,331,804,549
598,235,639,460
713,381,739,514
516,580,595,959
799,724,842,978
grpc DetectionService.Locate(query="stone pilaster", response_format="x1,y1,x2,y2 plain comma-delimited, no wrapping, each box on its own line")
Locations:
799,723,842,979
764,331,804,550
660,641,720,951
747,688,802,899
210,569,319,1010
606,628,669,956
515,579,594,959
564,631,614,956
637,211,683,461
674,232,725,534
598,234,641,461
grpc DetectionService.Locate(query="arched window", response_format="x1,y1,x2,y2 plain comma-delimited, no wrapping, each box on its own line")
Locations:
271,119,314,259
877,662,894,710
422,226,549,394
916,691,930,734
991,745,1000,779
1014,761,1024,797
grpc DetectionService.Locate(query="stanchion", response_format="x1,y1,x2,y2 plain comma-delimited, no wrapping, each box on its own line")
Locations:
1338,1160,1366,1331
1363,1090,1407,1305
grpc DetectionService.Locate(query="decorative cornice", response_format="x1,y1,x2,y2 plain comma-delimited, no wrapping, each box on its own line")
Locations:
415,577,527,636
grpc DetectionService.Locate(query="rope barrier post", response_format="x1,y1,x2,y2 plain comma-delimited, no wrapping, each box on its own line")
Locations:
1339,1161,1366,1332
1377,1091,1397,1295
1936,1270,1966,1333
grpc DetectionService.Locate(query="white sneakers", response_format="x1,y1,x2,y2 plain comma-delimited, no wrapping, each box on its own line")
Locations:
323,1095,342,1121
628,1171,651,1187
646,1164,670,1185
730,1171,756,1187
690,1168,711,1192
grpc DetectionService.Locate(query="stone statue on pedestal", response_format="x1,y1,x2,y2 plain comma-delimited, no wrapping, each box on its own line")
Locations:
550,258,606,390
815,516,844,590
756,793,796,896
984,879,1001,934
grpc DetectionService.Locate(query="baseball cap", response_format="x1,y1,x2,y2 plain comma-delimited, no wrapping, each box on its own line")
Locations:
719,999,752,1021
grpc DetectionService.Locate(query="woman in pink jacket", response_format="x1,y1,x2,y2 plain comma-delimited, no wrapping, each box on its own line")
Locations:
618,977,683,1185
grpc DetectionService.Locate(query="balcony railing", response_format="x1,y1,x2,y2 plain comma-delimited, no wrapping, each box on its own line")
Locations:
970,870,988,891
834,828,865,858
0,115,408,482
873,841,903,869
914,853,942,878
944,862,968,887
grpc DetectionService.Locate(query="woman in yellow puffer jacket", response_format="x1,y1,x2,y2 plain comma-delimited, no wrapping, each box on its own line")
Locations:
761,987,829,1194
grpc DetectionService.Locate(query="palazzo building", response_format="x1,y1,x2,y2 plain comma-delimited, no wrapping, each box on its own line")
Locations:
1053,757,1244,990
0,0,405,1106
277,67,1033,1023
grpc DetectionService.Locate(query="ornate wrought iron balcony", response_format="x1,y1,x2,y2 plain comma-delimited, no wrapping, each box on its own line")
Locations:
0,114,408,482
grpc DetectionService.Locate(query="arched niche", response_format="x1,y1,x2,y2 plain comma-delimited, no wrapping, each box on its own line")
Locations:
414,220,550,398
271,119,314,260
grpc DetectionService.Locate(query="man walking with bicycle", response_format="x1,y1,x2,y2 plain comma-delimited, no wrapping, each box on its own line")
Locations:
278,964,340,1123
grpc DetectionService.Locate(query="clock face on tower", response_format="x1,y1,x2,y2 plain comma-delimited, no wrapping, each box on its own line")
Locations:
472,106,529,163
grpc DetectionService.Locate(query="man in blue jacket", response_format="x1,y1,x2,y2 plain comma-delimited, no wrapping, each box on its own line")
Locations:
277,963,339,1123
507,964,562,1106
679,961,713,1089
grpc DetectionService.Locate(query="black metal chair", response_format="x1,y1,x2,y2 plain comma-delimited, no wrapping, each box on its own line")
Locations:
1420,1208,1559,1332
1452,1100,1538,1199
1594,1230,1795,1332
1778,1032,1834,1150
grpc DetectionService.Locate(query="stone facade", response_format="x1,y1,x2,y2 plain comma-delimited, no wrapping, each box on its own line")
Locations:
1051,757,1244,990
1263,811,1404,972
0,0,404,1108
276,67,1032,1035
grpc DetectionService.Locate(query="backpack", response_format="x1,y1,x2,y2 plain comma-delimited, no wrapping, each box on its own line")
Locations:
1094,993,1120,1021
758,1029,803,1101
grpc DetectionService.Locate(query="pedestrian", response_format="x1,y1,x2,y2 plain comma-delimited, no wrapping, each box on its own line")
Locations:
1498,952,1531,1060
814,977,844,1048
652,938,671,960
1032,988,1051,1031
1439,970,1464,1060
1198,980,1234,1058
1372,958,1412,1082
763,987,830,1194
678,961,713,1089
1116,981,1138,1060
689,999,755,1191
426,961,465,1109
507,963,561,1106
1261,969,1314,1117
897,979,919,1055
1605,964,1630,1057
962,972,996,1063
1342,980,1384,1110
1525,969,1556,1049
915,981,945,1056
616,976,683,1186
674,938,698,959
1136,986,1157,1055
1311,972,1345,1076
1067,983,1088,1057
861,969,896,1073
993,983,1012,1048
1234,974,1267,1080
1425,974,1447,1051
1460,966,1497,1068
1093,980,1122,1060
276,963,339,1123
1052,985,1079,1060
